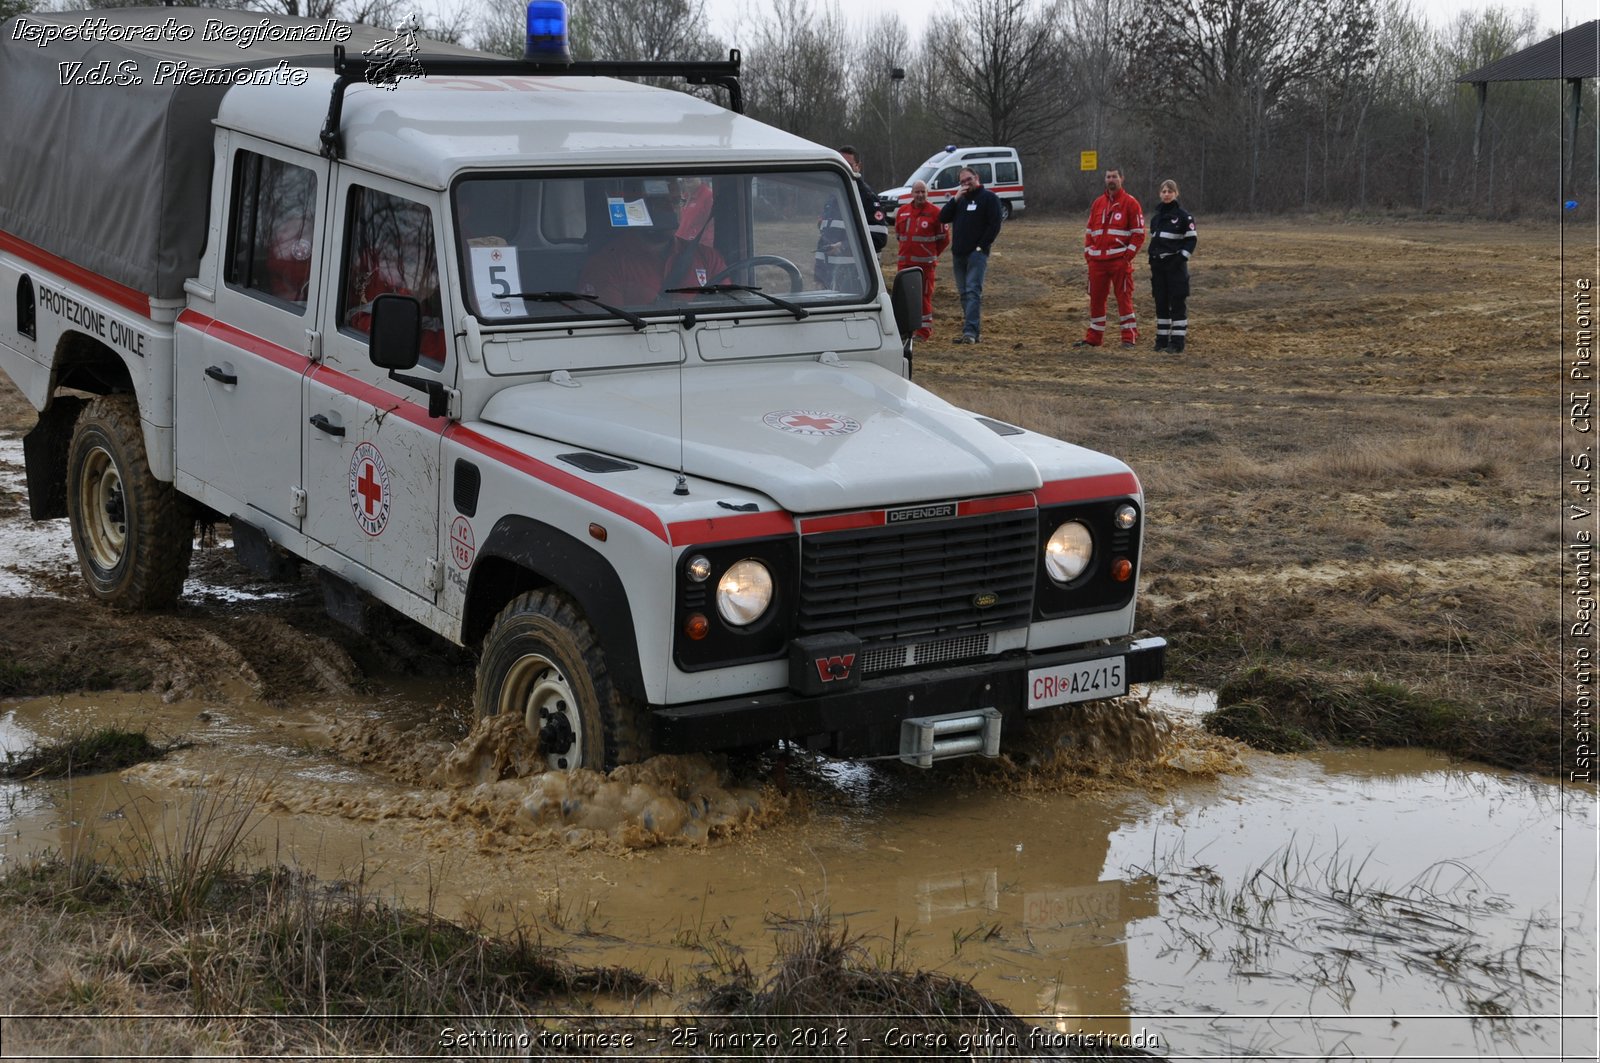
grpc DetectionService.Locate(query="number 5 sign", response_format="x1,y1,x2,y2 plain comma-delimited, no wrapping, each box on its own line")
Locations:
469,246,527,318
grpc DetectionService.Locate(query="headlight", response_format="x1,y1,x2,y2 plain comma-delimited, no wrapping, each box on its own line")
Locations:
1115,504,1139,529
716,559,773,626
1044,521,1094,583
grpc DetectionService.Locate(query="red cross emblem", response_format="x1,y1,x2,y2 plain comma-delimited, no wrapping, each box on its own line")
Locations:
348,442,391,536
762,409,862,437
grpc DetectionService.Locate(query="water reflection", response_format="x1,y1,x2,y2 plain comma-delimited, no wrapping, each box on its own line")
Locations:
0,684,1592,1061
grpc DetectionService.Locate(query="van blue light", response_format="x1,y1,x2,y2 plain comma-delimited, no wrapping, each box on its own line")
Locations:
525,0,571,63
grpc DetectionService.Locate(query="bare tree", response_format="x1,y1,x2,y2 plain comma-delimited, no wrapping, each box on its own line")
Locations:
923,0,1070,152
1126,0,1380,210
849,14,918,185
572,0,723,61
740,0,850,148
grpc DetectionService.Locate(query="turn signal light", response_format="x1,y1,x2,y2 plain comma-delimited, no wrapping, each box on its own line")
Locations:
1111,558,1133,582
684,613,710,640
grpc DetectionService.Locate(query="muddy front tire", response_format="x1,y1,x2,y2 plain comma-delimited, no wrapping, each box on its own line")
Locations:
65,395,193,610
475,589,650,772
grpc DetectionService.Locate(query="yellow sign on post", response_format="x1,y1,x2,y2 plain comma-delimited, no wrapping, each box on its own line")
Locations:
1080,151,1098,171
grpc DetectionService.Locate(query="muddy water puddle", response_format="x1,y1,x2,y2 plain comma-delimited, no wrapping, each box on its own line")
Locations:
1,683,1595,1061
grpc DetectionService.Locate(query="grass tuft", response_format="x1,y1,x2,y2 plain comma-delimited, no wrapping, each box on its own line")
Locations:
1207,662,1558,773
1,726,182,780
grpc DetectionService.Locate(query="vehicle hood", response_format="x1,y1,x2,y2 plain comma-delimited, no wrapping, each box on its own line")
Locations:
477,360,1045,513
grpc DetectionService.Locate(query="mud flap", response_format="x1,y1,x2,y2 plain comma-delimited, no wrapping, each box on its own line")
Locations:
900,707,1002,768
21,395,88,520
320,571,370,634
231,518,301,582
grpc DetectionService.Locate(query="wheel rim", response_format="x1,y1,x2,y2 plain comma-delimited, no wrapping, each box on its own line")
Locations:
500,652,586,770
77,444,127,573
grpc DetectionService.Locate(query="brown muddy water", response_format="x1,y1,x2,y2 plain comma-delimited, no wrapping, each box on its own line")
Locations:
2,679,1595,1061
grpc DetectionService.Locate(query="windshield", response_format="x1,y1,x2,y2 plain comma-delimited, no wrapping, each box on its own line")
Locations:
909,165,938,186
452,168,875,325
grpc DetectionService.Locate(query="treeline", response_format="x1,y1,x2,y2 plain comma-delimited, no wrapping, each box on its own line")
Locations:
18,0,1596,217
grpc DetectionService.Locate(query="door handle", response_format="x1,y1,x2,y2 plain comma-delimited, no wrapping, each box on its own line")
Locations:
309,413,345,437
203,365,237,386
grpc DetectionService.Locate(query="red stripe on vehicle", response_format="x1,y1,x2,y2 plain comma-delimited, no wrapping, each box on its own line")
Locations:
801,510,885,534
1,229,152,318
308,362,447,431
178,309,308,372
959,493,1034,517
1034,472,1140,505
447,425,671,543
177,310,672,543
668,511,794,546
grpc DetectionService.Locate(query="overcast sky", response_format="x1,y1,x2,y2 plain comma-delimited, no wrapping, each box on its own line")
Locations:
695,0,1596,44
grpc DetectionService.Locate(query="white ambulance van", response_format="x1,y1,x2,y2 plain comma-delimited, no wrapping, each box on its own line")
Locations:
878,146,1026,219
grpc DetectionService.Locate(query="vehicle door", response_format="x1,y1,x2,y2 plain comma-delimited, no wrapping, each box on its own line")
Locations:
176,138,326,527
302,173,449,601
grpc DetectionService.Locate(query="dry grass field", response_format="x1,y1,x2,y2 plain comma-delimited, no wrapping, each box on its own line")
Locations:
916,215,1562,771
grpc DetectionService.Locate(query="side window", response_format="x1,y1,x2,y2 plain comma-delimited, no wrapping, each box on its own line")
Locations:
16,276,35,340
932,166,962,190
972,163,994,184
225,151,317,311
341,185,444,368
995,161,1019,184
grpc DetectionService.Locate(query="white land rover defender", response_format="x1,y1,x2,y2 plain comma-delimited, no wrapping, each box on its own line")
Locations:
0,7,1163,771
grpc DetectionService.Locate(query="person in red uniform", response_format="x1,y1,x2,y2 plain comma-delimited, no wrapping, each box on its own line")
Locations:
1074,167,1145,349
894,180,949,340
581,189,724,307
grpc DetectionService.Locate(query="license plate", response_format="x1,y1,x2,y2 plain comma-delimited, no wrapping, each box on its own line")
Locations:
1026,656,1127,709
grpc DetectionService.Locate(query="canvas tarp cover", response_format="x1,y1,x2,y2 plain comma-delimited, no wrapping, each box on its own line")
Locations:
0,8,478,300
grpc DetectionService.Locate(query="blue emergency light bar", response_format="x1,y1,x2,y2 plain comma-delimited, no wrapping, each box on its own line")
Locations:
525,0,571,63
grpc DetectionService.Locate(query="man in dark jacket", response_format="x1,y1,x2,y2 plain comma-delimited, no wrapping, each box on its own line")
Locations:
938,166,1003,344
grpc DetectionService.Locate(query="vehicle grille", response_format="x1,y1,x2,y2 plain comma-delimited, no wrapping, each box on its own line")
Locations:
796,511,1036,662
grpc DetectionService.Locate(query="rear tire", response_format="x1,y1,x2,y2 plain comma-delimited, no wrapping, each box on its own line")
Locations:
65,395,193,610
1001,200,1014,221
475,589,650,772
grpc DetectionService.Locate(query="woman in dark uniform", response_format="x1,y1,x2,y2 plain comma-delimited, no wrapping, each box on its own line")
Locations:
1147,179,1196,353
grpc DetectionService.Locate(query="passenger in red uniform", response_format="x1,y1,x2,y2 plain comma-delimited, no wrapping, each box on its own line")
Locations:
581,189,724,307
894,180,949,340
1074,167,1145,349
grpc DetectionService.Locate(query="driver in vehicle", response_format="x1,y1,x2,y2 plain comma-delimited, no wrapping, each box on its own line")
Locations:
579,181,725,307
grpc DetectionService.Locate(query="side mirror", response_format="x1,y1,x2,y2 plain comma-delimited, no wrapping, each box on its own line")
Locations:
891,267,923,342
369,293,422,371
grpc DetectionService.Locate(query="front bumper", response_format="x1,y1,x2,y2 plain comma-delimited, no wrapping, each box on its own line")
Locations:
652,636,1165,757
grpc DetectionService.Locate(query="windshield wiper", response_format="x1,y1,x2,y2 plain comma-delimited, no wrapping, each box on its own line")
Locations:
664,283,809,321
513,290,649,331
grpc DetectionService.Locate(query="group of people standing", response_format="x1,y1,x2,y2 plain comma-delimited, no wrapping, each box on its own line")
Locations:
841,150,1197,354
1072,167,1196,353
890,166,1002,345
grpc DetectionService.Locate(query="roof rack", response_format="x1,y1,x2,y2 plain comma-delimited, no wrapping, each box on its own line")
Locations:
319,46,744,160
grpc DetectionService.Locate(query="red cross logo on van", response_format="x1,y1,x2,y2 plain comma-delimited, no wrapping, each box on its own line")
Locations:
348,441,391,537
